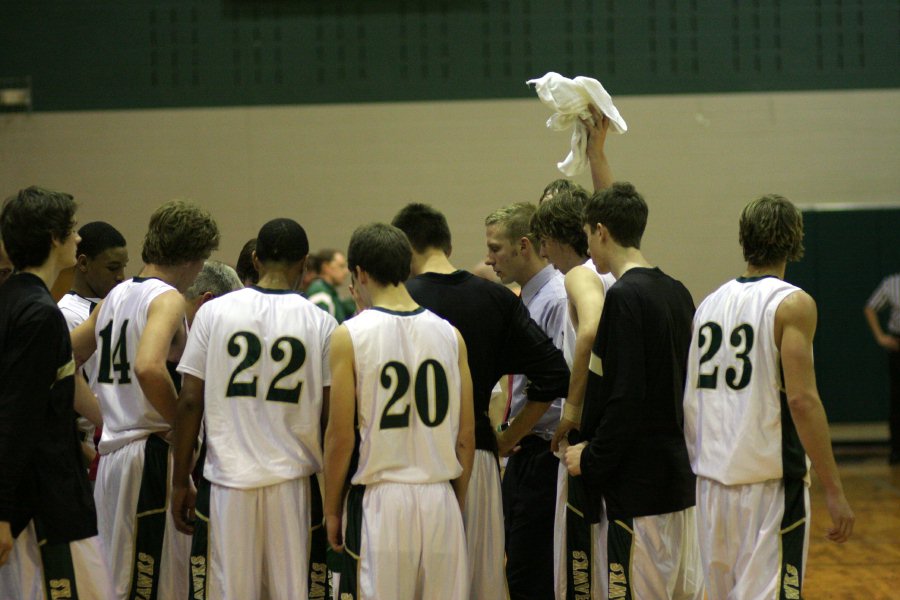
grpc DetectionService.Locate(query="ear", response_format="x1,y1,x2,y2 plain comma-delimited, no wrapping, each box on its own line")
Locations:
251,250,262,272
518,237,529,252
354,265,368,285
76,254,89,272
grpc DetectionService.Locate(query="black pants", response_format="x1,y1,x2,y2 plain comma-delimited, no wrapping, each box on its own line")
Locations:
502,435,558,600
889,342,900,460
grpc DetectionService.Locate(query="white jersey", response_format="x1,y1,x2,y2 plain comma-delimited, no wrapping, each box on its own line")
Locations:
58,292,101,383
178,287,338,488
684,276,810,485
562,260,614,369
346,307,463,485
94,277,176,454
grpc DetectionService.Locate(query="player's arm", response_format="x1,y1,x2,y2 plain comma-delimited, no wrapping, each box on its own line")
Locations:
778,291,855,543
134,290,185,427
864,301,899,351
73,376,103,428
452,331,475,509
552,266,605,452
170,373,204,535
70,302,100,368
323,325,356,552
583,104,612,191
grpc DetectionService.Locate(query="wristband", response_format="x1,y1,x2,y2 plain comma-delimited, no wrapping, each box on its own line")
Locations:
563,402,582,424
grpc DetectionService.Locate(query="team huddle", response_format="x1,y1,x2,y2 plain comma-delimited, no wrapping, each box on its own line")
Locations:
0,112,854,600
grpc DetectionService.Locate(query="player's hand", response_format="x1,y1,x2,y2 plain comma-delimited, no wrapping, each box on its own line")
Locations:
551,418,578,454
326,514,344,553
495,431,520,458
824,488,855,543
581,104,610,159
171,480,197,535
0,521,13,567
564,442,587,476
878,333,900,352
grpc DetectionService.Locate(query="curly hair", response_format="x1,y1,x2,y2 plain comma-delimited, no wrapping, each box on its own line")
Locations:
141,200,219,266
739,194,804,267
531,188,591,257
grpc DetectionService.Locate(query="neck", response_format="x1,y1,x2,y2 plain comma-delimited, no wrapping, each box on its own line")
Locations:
517,257,548,288
71,273,100,299
139,264,187,291
743,262,786,280
558,249,586,275
257,271,302,291
412,249,456,276
608,246,651,279
369,282,419,311
24,258,65,290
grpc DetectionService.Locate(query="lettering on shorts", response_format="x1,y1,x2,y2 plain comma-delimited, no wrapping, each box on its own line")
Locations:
609,562,628,599
190,555,207,599
309,561,327,599
135,552,155,599
783,563,801,599
571,549,590,599
49,579,73,599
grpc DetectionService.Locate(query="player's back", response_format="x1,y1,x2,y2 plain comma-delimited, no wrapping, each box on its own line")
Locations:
94,276,175,453
684,276,807,485
182,286,337,488
345,306,462,486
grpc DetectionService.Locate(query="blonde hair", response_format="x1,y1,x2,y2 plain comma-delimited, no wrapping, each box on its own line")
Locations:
739,194,804,267
142,200,219,266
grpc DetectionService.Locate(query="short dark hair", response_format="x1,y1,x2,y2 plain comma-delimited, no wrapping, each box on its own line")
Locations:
235,238,258,284
314,248,341,264
347,223,411,286
582,182,648,249
391,203,452,255
540,178,584,203
256,219,309,264
0,186,77,270
77,221,126,259
531,189,591,257
142,200,219,265
739,194,804,267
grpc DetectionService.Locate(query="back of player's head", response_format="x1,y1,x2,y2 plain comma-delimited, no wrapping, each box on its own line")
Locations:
77,221,126,259
391,203,452,255
540,178,583,203
142,200,219,266
485,202,538,247
739,194,804,267
531,189,591,257
0,186,77,270
235,238,258,284
185,260,243,300
582,182,648,249
255,218,309,264
348,223,411,286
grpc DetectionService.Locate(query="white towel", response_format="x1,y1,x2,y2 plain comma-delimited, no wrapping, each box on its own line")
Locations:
526,72,628,176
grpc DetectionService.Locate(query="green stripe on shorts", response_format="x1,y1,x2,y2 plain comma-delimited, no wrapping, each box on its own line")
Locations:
778,478,806,600
606,518,634,600
129,435,170,600
39,539,80,600
338,485,366,600
188,477,211,600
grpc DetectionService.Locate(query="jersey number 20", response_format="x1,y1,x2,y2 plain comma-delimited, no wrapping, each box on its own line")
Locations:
379,360,449,430
226,331,306,403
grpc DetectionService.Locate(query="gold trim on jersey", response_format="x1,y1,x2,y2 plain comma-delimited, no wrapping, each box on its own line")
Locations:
588,353,603,376
56,358,76,383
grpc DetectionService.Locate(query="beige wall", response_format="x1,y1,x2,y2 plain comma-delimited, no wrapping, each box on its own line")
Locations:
1,88,898,301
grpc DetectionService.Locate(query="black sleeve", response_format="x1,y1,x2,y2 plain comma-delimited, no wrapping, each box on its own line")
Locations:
580,293,645,494
0,307,59,522
501,295,570,403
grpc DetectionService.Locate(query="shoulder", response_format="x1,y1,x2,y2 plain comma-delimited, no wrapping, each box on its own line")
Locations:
776,289,816,320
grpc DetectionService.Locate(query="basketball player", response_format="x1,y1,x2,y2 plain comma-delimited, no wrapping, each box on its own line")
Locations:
0,186,114,599
73,199,219,600
683,194,855,598
392,203,569,600
172,218,335,600
58,221,129,470
324,222,474,600
564,183,703,599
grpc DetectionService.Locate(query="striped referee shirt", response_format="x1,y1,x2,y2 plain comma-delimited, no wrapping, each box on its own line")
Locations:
867,274,900,335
